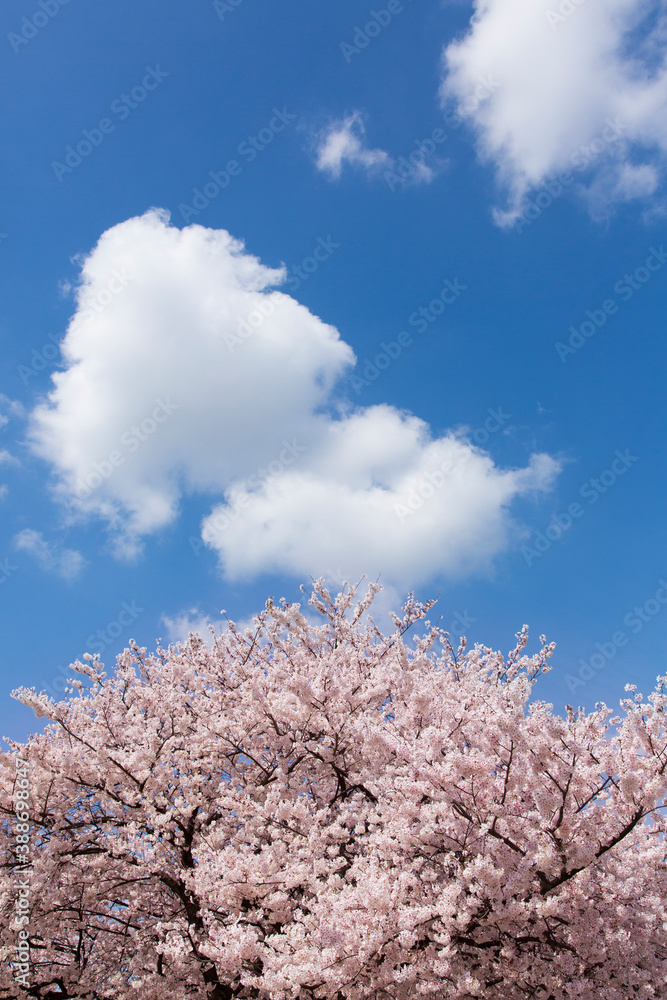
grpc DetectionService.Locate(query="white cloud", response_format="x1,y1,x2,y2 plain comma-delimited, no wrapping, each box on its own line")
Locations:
202,405,557,589
314,112,392,179
0,406,23,496
313,112,440,188
159,608,217,646
313,112,446,189
441,0,667,221
14,529,85,580
29,209,353,557
28,210,558,588
0,394,25,429
0,448,19,496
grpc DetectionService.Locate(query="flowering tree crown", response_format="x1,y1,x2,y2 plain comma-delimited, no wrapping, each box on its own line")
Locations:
1,581,666,999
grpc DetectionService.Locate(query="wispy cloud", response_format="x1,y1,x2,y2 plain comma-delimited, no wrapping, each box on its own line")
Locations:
313,112,440,188
159,608,217,646
0,404,23,497
314,112,391,179
14,529,85,581
0,395,25,430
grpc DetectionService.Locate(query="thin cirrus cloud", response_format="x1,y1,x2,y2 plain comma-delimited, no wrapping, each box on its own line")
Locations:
14,529,85,581
313,112,435,185
28,209,558,589
441,0,667,223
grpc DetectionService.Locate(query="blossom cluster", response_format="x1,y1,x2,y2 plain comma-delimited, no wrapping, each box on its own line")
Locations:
0,581,665,998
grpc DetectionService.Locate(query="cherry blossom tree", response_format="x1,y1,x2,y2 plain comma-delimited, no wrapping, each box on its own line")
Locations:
1,581,666,999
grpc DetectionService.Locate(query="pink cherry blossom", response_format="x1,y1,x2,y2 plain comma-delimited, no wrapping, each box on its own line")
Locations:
1,580,665,998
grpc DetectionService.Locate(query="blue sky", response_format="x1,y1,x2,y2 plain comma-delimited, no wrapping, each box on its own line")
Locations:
2,0,667,742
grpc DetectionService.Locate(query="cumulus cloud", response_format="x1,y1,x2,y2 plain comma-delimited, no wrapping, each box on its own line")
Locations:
202,406,557,588
14,529,85,580
29,209,353,557
441,0,667,222
29,210,558,588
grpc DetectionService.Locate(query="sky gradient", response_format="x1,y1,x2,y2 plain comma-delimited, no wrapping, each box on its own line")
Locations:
2,0,667,742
